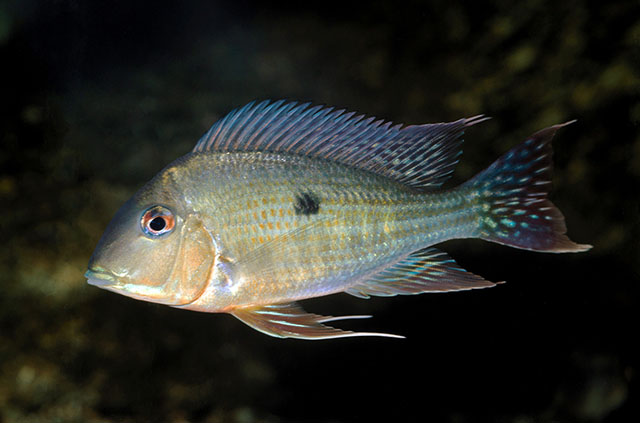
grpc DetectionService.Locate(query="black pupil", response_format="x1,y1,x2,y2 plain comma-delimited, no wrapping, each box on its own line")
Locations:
149,216,166,232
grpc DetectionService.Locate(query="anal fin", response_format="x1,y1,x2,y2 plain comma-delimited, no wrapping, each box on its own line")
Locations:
230,302,404,340
345,247,500,298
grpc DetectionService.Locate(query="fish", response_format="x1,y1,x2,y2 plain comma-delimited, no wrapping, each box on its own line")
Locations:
85,99,591,340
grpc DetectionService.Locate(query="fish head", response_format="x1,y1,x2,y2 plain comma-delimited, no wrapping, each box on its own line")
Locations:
86,177,216,307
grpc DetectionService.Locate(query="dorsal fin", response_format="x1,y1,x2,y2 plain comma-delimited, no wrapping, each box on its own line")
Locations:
193,100,488,190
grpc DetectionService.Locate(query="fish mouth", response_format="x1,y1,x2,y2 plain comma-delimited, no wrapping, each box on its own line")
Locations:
85,268,182,305
85,268,122,288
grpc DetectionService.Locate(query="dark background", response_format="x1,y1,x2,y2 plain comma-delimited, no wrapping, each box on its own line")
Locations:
1,0,638,422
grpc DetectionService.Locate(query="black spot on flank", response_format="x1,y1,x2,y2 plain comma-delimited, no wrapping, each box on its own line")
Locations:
294,192,321,216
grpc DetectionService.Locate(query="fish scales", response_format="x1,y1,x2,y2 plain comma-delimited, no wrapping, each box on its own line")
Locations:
172,151,473,305
86,100,590,339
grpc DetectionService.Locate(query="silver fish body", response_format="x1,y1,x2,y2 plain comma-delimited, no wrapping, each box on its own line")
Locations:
86,100,591,339
163,151,475,310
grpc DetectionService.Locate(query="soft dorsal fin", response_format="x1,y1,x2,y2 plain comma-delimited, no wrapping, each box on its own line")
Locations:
193,100,488,190
345,247,500,298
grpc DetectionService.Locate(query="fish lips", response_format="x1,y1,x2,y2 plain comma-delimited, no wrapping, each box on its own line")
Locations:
85,268,123,289
85,268,203,306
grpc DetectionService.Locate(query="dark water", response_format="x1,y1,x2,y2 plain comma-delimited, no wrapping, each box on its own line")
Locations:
1,1,638,422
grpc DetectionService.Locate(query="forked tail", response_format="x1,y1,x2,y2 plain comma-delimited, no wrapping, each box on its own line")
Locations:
464,122,591,252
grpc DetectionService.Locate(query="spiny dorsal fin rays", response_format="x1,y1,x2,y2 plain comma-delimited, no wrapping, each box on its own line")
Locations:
193,100,489,191
344,247,500,299
230,302,404,340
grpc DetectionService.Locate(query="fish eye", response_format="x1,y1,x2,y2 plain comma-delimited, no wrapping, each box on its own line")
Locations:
141,206,175,237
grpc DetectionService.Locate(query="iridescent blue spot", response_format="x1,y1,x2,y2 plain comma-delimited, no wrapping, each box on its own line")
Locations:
530,214,539,219
501,218,516,228
521,222,529,228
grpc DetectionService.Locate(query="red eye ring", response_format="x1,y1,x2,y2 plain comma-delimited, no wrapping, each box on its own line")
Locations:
141,206,175,237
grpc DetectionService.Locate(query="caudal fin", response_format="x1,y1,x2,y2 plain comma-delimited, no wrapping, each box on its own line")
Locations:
464,122,591,253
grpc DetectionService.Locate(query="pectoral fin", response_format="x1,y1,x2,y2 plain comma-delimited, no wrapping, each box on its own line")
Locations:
230,302,404,340
345,247,500,298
